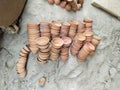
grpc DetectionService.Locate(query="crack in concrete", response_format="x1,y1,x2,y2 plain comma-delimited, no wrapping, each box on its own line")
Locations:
0,47,13,56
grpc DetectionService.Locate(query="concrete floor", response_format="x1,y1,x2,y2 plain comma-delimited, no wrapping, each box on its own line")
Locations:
0,0,120,90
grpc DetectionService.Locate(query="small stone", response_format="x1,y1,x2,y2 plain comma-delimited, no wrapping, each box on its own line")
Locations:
38,77,46,87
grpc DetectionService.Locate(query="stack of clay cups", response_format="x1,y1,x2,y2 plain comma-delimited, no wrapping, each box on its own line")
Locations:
77,22,86,33
77,42,95,61
67,0,81,11
50,37,64,61
27,23,40,54
16,44,30,78
71,33,86,55
48,0,83,11
60,37,72,61
68,21,78,39
91,35,101,47
35,37,50,64
40,22,51,38
84,31,93,42
60,22,70,38
51,22,61,39
91,35,101,54
84,18,93,31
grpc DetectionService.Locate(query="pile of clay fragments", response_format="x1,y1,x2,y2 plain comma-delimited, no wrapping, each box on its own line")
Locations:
48,0,84,11
16,18,101,78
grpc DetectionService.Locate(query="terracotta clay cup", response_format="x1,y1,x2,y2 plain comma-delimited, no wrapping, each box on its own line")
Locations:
28,35,40,45
60,1,67,8
87,43,95,52
85,23,92,28
61,47,69,53
27,23,40,29
60,22,70,37
40,22,50,32
51,47,60,54
48,0,54,5
91,35,101,47
68,21,78,39
77,4,81,10
40,22,51,38
38,52,49,60
27,23,40,54
40,46,50,53
77,44,90,61
61,48,69,56
51,22,61,38
41,32,51,38
50,55,59,61
17,57,27,64
50,51,59,56
72,42,83,51
38,44,49,50
54,0,61,5
60,54,69,62
84,31,93,42
51,34,59,38
60,47,69,62
51,29,59,34
23,45,30,52
71,34,85,52
79,0,84,5
16,62,26,70
70,20,79,28
27,23,40,36
35,37,49,46
78,22,85,29
93,35,101,41
77,22,85,33
37,55,48,61
51,22,61,30
62,22,70,29
28,39,38,46
85,28,92,32
20,52,28,57
37,58,47,64
83,43,95,54
51,37,64,49
84,18,93,23
76,33,86,42
50,51,59,61
60,29,69,37
62,37,72,47
77,50,88,61
68,33,76,39
70,47,79,56
40,28,50,33
65,4,72,11
21,48,28,54
27,29,40,35
51,29,59,36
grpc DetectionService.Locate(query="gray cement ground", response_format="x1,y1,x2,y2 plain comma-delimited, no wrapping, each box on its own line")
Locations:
0,0,120,90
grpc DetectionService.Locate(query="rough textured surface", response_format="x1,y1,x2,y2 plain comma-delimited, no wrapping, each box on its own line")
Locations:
0,0,120,90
